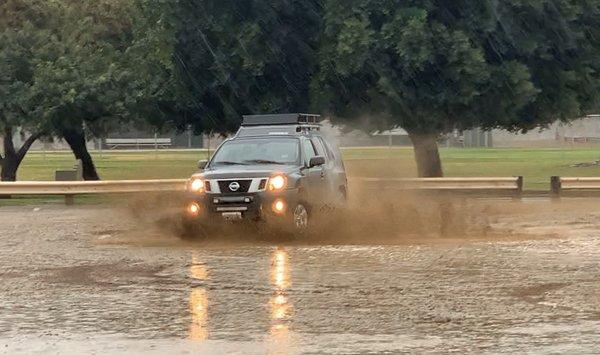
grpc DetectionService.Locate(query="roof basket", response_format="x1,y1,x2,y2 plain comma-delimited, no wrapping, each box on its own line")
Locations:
242,113,321,126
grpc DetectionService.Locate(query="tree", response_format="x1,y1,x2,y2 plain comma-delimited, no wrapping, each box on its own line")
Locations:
20,0,174,181
0,0,179,181
122,0,181,134
0,0,51,181
313,0,600,176
45,0,192,180
0,0,130,181
31,0,141,180
169,0,323,133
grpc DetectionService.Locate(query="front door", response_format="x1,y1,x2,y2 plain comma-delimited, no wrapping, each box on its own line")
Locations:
311,136,336,204
301,138,326,205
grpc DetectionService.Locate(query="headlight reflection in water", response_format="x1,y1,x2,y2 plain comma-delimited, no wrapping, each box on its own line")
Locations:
189,252,209,341
269,248,293,341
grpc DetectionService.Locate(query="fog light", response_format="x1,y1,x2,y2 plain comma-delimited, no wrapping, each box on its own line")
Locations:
272,199,286,214
187,202,201,216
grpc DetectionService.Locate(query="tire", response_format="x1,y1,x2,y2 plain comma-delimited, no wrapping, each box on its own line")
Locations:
292,203,309,233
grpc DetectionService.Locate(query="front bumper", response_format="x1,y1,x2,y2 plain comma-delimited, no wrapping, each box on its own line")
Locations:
184,188,300,223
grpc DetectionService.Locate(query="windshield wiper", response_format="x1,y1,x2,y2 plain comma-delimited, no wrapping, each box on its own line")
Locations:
243,159,286,165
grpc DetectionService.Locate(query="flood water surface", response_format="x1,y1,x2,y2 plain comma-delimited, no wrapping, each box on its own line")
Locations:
1,204,600,353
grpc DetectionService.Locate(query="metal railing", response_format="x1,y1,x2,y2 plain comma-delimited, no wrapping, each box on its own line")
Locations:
551,176,600,197
0,179,187,204
0,176,524,205
350,177,522,192
14,175,600,201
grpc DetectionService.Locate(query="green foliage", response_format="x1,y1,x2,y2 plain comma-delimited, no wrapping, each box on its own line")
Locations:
169,0,323,133
0,0,54,179
313,0,600,134
0,0,50,136
0,0,178,139
0,0,178,179
122,0,180,132
2,0,599,179
32,0,138,137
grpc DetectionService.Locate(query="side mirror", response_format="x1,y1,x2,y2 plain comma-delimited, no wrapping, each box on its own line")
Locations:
197,160,208,170
309,156,325,168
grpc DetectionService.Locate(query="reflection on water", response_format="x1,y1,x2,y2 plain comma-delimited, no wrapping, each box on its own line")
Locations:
190,265,208,280
269,248,293,343
271,248,290,290
190,252,209,281
271,293,291,321
189,288,209,341
189,252,209,341
186,249,294,345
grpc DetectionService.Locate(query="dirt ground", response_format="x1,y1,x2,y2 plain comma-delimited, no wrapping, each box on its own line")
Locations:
1,194,600,354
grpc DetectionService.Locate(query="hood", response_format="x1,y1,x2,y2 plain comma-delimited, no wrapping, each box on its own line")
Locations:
195,164,300,180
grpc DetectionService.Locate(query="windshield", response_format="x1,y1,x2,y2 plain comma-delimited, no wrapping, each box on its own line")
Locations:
209,138,300,166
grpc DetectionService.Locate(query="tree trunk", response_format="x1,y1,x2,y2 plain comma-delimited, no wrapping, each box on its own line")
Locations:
0,155,19,181
408,133,444,177
62,128,100,181
0,127,42,181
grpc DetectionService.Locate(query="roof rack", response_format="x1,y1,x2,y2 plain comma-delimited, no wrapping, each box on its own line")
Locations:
241,113,321,126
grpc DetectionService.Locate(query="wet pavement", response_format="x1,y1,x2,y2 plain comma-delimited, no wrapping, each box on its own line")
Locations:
1,204,600,354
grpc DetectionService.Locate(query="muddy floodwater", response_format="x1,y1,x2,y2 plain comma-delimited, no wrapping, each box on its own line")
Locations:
1,200,600,354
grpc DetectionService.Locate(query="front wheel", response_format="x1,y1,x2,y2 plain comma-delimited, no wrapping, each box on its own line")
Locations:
292,203,309,232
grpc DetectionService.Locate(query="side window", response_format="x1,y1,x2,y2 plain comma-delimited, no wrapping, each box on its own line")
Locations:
317,137,335,161
311,137,327,160
302,139,316,165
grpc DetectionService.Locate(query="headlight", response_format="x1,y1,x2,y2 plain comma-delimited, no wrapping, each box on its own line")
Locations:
272,199,286,213
188,178,204,193
268,175,287,191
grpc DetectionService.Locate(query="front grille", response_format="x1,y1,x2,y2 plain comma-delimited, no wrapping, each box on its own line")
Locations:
218,180,252,194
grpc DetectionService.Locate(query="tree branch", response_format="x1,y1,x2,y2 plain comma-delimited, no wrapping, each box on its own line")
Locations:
16,131,44,161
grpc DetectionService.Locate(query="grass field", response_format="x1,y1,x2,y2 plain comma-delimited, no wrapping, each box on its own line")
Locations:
13,147,600,190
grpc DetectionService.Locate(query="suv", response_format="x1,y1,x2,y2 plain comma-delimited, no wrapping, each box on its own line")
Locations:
183,113,347,235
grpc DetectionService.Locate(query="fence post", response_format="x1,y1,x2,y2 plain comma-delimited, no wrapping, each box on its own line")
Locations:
514,176,523,200
65,195,74,206
550,176,561,199
74,159,83,181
